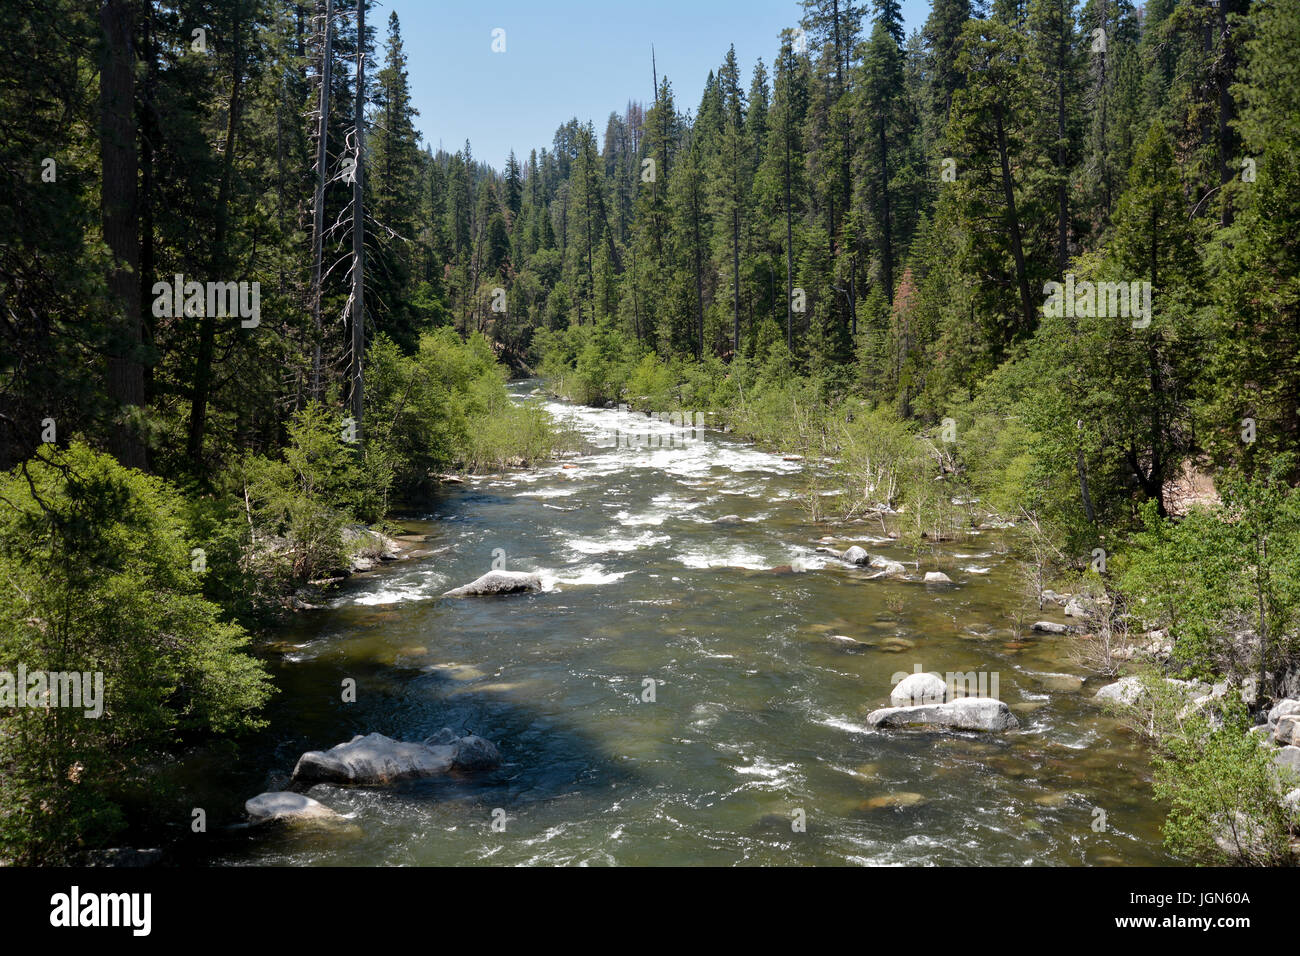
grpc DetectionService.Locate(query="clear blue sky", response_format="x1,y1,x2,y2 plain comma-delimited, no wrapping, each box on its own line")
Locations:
383,0,930,171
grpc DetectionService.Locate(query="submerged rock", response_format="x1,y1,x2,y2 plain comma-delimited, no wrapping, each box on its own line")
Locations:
442,569,541,598
1035,672,1085,693
866,697,1019,732
878,636,915,653
860,792,927,810
446,733,502,771
869,555,907,575
291,730,500,786
246,791,344,826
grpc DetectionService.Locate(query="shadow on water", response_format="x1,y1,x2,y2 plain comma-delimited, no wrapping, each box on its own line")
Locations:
160,605,643,866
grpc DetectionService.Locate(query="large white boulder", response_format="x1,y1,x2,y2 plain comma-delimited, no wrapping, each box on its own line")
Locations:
1094,676,1210,706
866,697,1019,732
291,731,501,785
442,570,541,597
1267,698,1300,727
890,672,948,706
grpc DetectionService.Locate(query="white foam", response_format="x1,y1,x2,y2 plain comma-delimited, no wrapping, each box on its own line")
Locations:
538,564,631,589
332,572,441,607
613,508,670,526
516,486,578,498
567,530,670,555
818,715,875,735
674,545,771,570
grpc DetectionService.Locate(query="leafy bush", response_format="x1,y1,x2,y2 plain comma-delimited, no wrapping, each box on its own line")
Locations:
232,401,384,583
1150,696,1297,866
626,352,677,409
1119,468,1300,687
368,328,569,484
0,443,274,863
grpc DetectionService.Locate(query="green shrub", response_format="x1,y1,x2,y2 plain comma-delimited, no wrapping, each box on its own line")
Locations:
0,443,274,863
367,328,568,484
1119,468,1300,686
232,401,381,583
1150,697,1297,865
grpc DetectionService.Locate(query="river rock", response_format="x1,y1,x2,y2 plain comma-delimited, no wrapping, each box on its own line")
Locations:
841,545,869,566
1031,621,1068,634
890,672,948,706
448,733,502,770
1213,810,1271,860
342,524,401,573
879,636,915,652
923,571,952,584
1274,746,1300,778
1064,596,1092,618
869,555,906,575
442,569,541,597
860,792,927,810
420,728,501,769
1036,672,1085,693
293,733,454,785
291,730,500,786
866,697,1019,732
1268,698,1300,727
1093,676,1210,706
246,791,344,826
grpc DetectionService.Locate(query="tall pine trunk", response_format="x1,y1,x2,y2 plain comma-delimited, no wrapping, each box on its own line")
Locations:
350,0,365,436
310,0,334,399
99,0,145,470
994,101,1037,336
188,2,245,466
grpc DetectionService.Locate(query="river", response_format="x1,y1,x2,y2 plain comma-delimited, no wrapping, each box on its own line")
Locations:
170,381,1174,866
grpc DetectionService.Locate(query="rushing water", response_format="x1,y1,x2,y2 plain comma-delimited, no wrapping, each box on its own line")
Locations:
172,382,1174,866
